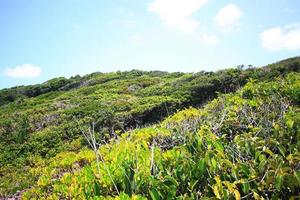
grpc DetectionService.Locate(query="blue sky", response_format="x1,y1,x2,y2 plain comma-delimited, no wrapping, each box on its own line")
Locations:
0,0,300,89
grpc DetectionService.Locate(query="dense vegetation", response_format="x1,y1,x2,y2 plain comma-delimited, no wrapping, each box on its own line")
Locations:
0,57,299,199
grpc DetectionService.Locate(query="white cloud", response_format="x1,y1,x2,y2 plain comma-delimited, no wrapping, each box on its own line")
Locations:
197,34,218,45
260,25,300,51
148,0,209,34
4,64,42,78
214,4,243,33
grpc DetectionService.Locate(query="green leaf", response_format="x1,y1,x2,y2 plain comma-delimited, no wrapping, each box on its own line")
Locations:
294,171,300,186
259,154,266,163
166,192,174,200
222,159,233,168
263,148,273,156
211,157,217,170
275,175,283,190
258,158,267,174
150,188,160,200
119,192,130,200
286,119,294,129
163,175,179,187
278,145,286,157
94,181,101,196
198,159,206,177
190,180,199,191
214,140,224,152
242,181,250,194
240,163,250,176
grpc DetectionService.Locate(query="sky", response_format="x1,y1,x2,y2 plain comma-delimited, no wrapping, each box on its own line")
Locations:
0,0,300,89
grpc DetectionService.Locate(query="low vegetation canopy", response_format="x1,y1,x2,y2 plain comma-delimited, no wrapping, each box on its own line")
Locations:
0,57,299,199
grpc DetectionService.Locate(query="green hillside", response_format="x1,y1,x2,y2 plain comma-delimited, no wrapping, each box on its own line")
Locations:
0,57,300,199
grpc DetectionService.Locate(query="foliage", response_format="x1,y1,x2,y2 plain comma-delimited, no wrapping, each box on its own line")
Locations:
16,72,300,199
0,57,300,198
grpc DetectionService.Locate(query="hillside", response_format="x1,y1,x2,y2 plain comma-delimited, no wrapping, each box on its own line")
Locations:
0,57,300,199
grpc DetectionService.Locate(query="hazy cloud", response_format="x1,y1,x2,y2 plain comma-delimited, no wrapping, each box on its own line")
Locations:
122,20,137,28
261,24,300,51
4,64,42,78
197,33,218,45
214,4,243,33
148,0,209,34
131,34,143,45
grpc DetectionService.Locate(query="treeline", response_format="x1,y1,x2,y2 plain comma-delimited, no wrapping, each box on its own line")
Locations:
0,57,299,107
0,70,180,106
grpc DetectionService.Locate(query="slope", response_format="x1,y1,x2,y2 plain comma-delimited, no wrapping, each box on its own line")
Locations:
20,71,300,199
0,57,299,197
